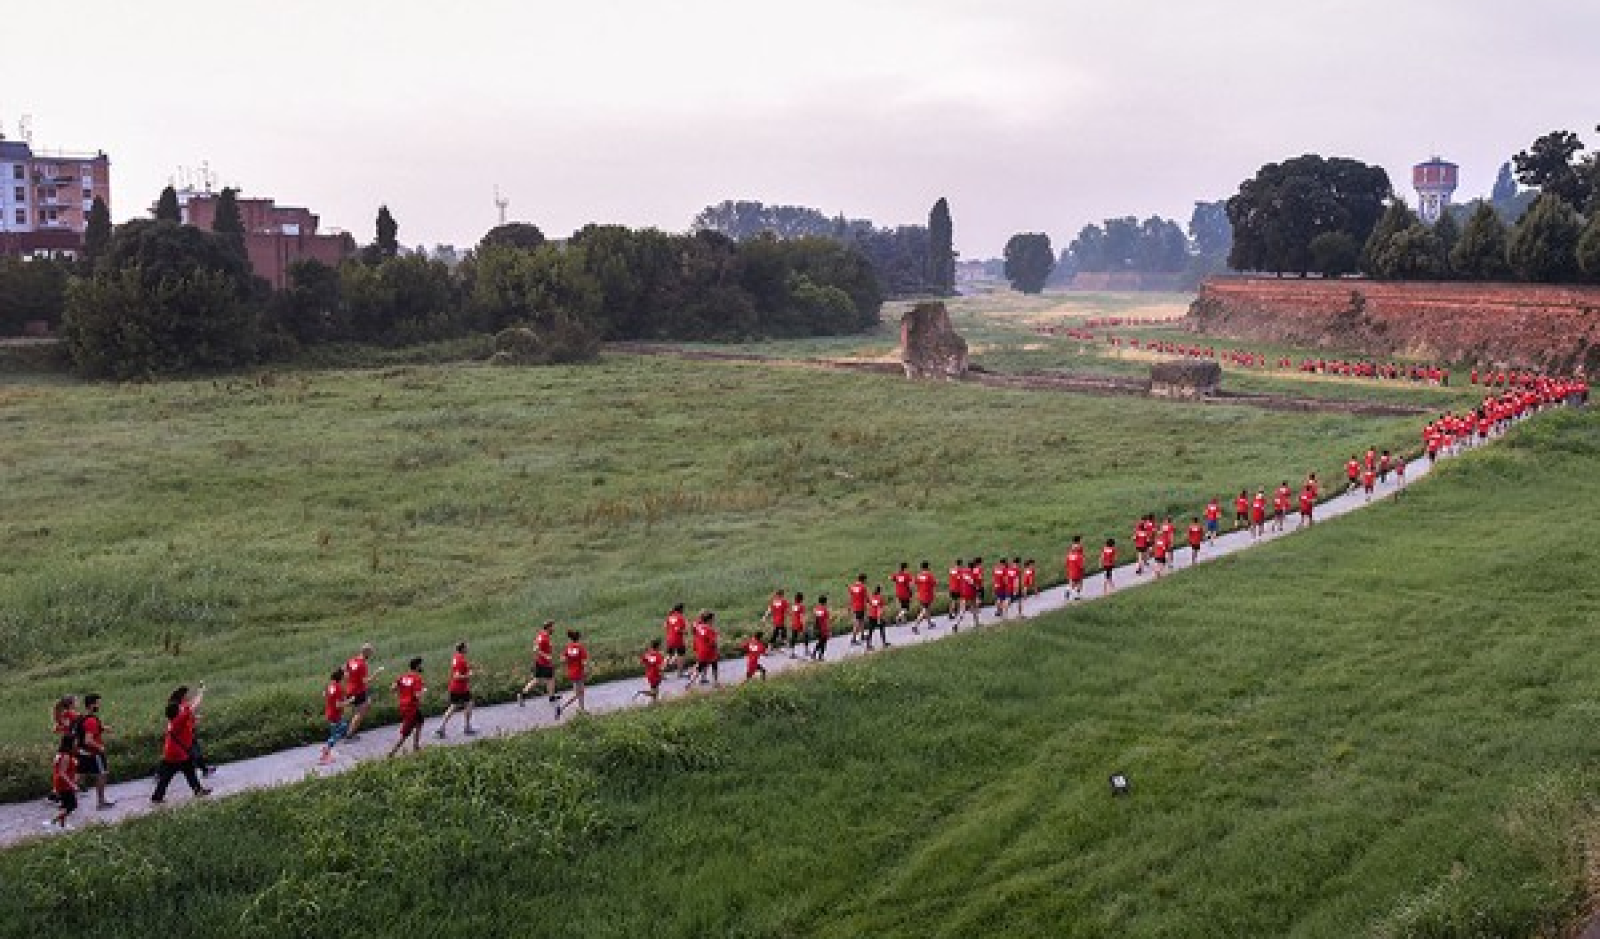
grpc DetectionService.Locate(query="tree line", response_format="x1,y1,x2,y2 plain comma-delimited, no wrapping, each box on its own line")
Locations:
1225,126,1600,283
998,202,1235,295
11,187,893,378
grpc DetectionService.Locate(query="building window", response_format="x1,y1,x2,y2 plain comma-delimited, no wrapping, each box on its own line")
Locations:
13,187,22,202
14,209,24,225
11,165,22,180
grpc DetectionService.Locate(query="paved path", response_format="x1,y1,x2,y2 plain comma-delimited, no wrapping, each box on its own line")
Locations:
0,448,1452,848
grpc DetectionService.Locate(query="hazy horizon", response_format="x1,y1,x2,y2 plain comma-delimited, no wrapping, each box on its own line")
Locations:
4,0,1596,258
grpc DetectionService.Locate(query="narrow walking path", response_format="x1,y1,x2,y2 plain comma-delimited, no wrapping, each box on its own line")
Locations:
0,449,1448,849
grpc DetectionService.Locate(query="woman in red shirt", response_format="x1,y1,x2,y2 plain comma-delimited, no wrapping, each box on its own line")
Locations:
46,736,78,829
151,684,212,803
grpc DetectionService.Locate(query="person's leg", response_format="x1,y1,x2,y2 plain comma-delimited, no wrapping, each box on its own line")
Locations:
179,760,207,795
435,704,456,737
151,761,178,801
462,700,476,734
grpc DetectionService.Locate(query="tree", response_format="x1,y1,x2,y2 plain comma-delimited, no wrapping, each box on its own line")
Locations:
0,257,70,334
927,198,955,295
1003,233,1054,294
1450,202,1511,280
83,197,112,268
1227,155,1392,275
1432,211,1460,276
1579,212,1600,281
1371,224,1445,280
1188,201,1233,264
1308,232,1358,277
1507,192,1582,282
477,222,546,253
375,205,399,260
1512,130,1590,208
1361,201,1419,276
154,185,181,222
212,187,244,237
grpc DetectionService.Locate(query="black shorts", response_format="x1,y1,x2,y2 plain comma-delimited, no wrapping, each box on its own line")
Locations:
948,590,960,601
400,710,424,736
852,610,865,623
56,790,77,813
896,596,912,608
350,689,370,708
448,691,472,706
666,644,687,656
533,663,554,679
77,753,107,776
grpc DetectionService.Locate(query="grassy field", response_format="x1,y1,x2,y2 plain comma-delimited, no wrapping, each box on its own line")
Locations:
0,354,1424,798
3,405,1596,938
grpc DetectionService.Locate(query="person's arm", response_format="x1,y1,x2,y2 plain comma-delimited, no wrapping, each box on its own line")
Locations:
191,683,207,711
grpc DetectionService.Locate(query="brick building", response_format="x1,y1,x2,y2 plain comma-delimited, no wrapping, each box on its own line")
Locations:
0,136,112,258
176,189,353,288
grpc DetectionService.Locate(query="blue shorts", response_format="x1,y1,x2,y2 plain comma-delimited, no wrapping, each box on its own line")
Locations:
326,720,348,747
1205,519,1218,532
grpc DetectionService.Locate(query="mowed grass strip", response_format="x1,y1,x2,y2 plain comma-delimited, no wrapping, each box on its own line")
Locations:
0,356,1420,797
1,406,1597,938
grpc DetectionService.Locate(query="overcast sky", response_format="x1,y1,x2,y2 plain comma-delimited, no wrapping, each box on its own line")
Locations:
4,0,1596,257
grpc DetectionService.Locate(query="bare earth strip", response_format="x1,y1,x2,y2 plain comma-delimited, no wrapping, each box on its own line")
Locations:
0,447,1452,849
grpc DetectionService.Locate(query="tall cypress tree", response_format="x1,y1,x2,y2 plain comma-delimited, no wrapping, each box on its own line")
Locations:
375,205,399,259
927,197,955,295
211,187,246,263
1450,202,1511,280
155,185,181,222
83,197,112,268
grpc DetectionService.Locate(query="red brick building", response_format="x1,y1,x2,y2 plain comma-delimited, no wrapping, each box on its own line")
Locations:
178,190,352,288
0,136,112,258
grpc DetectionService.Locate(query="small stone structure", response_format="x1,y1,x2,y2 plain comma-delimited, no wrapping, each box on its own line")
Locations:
489,326,542,366
900,302,969,380
1149,359,1222,399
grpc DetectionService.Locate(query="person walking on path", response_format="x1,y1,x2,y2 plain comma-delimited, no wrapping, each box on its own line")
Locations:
1066,536,1086,600
517,622,558,707
848,574,868,646
343,643,378,741
688,612,722,688
556,630,590,718
75,694,114,810
892,563,914,624
913,563,936,634
1101,539,1118,592
763,591,790,653
788,593,809,658
387,659,427,758
664,604,690,677
864,587,889,651
636,639,666,704
151,684,212,803
743,632,769,682
45,737,77,830
435,641,477,739
811,596,832,661
318,668,349,765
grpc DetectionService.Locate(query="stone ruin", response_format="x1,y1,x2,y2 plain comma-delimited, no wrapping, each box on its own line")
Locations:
1149,359,1222,399
900,302,969,380
489,326,542,366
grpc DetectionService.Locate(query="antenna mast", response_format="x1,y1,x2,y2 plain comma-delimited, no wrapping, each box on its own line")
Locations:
493,186,509,226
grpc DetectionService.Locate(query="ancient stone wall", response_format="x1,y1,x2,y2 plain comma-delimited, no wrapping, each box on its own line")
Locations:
1188,276,1600,373
900,302,969,379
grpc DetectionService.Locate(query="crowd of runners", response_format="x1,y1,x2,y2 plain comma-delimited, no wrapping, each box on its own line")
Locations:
36,376,1587,829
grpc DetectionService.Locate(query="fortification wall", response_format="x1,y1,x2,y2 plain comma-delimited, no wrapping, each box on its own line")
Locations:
1188,276,1600,373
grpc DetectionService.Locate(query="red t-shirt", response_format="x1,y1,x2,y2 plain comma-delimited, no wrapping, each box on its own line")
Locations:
813,605,831,638
448,652,471,695
1022,566,1036,591
868,595,885,620
53,708,78,738
1250,496,1266,521
53,752,78,794
394,672,424,713
162,703,196,763
971,565,985,590
790,604,807,630
692,623,718,663
947,566,962,593
1188,524,1203,547
1205,501,1220,522
743,637,766,667
564,641,588,681
1299,489,1315,513
324,680,345,722
892,571,913,601
345,656,369,697
1100,545,1117,569
536,630,554,667
848,582,867,612
959,570,977,600
641,649,665,686
1346,459,1359,480
915,571,936,604
665,611,688,649
80,714,105,755
1234,495,1249,515
768,597,788,627
1066,547,1085,581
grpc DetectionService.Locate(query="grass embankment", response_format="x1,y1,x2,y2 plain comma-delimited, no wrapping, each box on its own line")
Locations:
0,356,1420,798
3,406,1597,938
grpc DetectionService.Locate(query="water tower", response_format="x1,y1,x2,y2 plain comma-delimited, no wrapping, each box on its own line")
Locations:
1413,157,1458,224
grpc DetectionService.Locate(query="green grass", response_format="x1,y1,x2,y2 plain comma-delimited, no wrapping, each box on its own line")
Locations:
0,355,1423,798
2,405,1597,938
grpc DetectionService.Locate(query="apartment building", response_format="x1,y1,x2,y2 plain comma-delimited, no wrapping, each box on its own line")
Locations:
0,137,111,257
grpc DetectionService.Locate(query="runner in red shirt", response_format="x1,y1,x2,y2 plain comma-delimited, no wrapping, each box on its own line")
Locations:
1346,456,1360,492
47,737,78,829
318,667,348,765
1133,519,1151,575
913,562,937,634
555,630,590,717
864,587,889,651
1101,539,1118,591
1204,497,1221,543
435,641,476,739
991,559,1011,619
1393,452,1407,497
958,565,980,631
664,604,690,677
688,611,722,688
1250,490,1267,539
1379,449,1392,483
518,621,558,707
892,563,914,624
1187,518,1204,565
848,574,869,646
343,643,378,741
1362,464,1377,502
1273,483,1291,533
789,592,809,658
1234,491,1249,530
152,684,211,801
947,559,965,623
1151,536,1168,579
970,557,986,608
1018,558,1036,617
635,639,667,705
811,597,832,660
1066,537,1086,600
1298,485,1316,528
74,694,114,811
763,590,790,653
743,633,769,682
387,659,427,758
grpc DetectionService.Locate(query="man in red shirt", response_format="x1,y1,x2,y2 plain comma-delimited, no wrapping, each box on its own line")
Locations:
387,658,427,758
958,565,979,631
319,667,348,765
811,597,832,660
1019,558,1036,617
763,590,790,654
865,586,889,651
1204,497,1221,543
664,604,690,677
1133,519,1151,575
892,563,914,624
743,632,768,682
848,573,869,646
947,559,967,624
1101,539,1118,591
913,562,937,634
556,630,590,718
992,559,1012,619
1346,455,1360,492
1066,536,1086,600
435,641,477,739
1250,490,1267,539
1362,464,1377,502
75,693,114,810
1298,485,1316,528
789,592,809,658
344,643,378,741
635,639,666,704
1273,483,1291,533
518,621,558,707
1234,491,1249,530
1151,535,1168,579
1187,518,1204,565
688,611,722,688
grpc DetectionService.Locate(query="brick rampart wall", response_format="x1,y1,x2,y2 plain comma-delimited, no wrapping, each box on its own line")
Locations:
1189,276,1600,373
